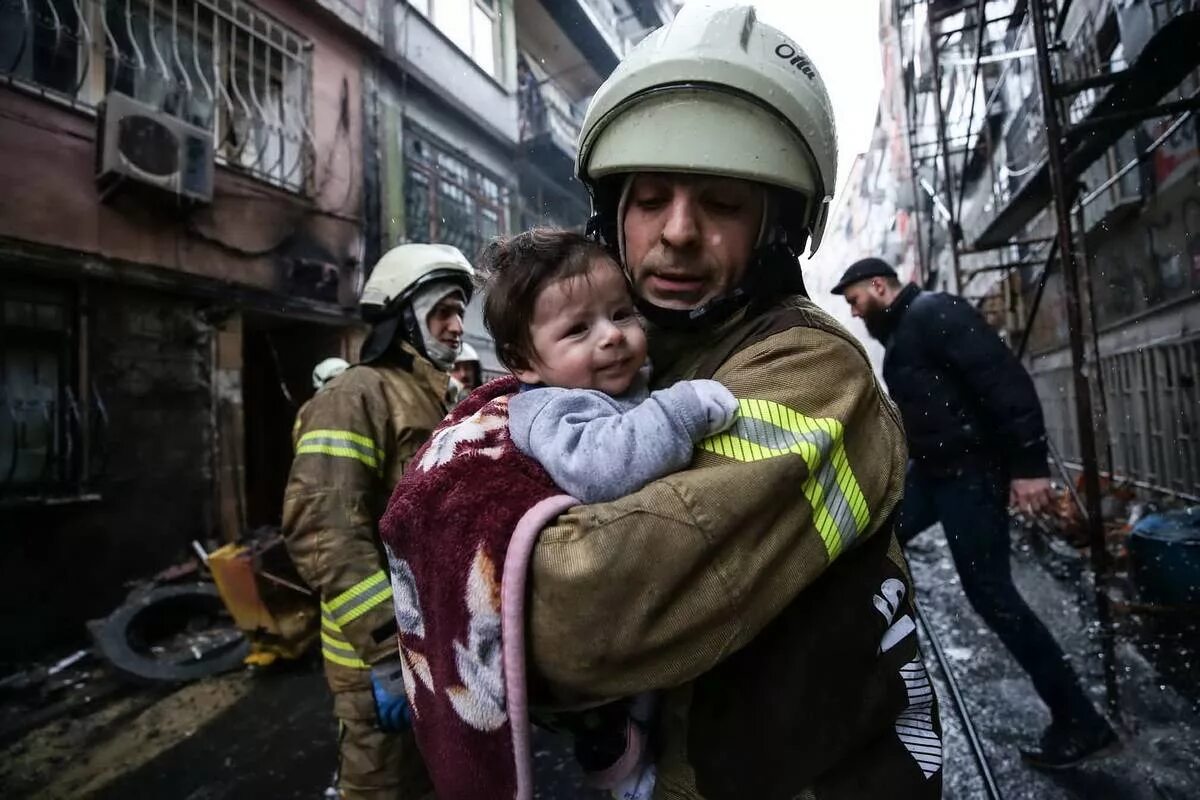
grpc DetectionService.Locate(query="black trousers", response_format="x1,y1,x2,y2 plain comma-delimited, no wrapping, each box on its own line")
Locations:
896,463,1102,727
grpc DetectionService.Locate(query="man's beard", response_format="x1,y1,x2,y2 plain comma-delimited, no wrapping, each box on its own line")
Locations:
862,305,893,343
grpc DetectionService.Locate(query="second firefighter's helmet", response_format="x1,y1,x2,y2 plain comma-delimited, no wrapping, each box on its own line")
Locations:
359,243,475,364
575,2,838,255
360,243,474,321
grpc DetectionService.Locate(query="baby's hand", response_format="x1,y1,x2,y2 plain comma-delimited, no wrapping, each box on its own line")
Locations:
688,380,739,434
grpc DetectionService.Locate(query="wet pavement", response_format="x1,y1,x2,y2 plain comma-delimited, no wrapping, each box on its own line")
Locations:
3,523,1198,799
908,523,1200,800
0,656,604,799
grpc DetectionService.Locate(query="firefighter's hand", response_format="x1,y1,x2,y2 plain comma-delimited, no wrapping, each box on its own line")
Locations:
1010,477,1053,515
370,659,412,732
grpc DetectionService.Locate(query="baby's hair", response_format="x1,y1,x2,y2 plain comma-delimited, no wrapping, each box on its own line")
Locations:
479,228,618,372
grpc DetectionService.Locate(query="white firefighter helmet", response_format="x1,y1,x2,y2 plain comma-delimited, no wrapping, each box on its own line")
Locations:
311,357,350,390
454,342,480,365
575,2,838,254
359,243,475,364
360,243,475,320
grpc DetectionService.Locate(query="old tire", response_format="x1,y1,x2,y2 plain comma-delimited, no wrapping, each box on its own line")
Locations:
91,583,250,684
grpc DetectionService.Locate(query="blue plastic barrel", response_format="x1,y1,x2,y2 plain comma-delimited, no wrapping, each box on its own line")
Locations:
1129,507,1200,606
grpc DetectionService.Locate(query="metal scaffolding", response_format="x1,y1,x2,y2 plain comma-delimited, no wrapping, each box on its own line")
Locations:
893,0,1200,718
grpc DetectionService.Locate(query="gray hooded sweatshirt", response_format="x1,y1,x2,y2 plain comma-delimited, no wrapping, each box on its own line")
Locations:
507,378,738,504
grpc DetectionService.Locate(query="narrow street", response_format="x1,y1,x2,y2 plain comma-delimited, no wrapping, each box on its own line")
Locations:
0,657,605,799
3,522,1197,799
910,525,1200,800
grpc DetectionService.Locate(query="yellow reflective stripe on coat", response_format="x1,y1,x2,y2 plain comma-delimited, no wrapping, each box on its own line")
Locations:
320,607,370,669
323,570,393,628
295,429,385,472
700,398,870,560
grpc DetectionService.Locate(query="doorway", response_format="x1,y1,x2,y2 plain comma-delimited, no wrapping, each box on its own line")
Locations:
241,316,350,531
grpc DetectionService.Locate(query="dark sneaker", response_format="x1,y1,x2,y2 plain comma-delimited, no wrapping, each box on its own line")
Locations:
1020,721,1119,770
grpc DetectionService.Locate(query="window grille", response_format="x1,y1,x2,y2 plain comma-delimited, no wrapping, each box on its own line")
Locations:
0,0,313,192
403,125,509,260
1033,336,1200,497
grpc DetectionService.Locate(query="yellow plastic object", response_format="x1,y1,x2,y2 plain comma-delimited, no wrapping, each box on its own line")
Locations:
208,538,318,661
244,648,281,668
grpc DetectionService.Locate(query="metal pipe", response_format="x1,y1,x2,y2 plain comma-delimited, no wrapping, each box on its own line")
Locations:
1058,459,1200,505
1047,437,1087,518
965,260,1048,274
914,603,1003,800
1029,0,1120,719
257,569,314,596
1054,69,1128,98
943,47,1038,66
1079,97,1197,207
1076,192,1118,480
919,176,954,224
1016,237,1058,360
957,0,987,216
960,236,1055,254
927,10,964,292
896,0,928,285
918,146,976,158
1067,96,1200,138
938,12,1019,39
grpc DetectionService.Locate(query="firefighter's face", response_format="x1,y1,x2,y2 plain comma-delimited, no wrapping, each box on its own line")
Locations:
622,173,764,310
427,293,466,349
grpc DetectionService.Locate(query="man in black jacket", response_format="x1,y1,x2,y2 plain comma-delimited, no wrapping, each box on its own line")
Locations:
833,258,1116,769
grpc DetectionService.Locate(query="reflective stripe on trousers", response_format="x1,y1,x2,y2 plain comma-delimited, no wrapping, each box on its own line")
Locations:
320,570,393,669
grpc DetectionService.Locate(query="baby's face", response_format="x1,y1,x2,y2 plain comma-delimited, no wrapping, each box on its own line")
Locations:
514,257,648,395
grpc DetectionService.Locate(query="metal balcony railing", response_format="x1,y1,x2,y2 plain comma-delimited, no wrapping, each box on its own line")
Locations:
518,72,584,154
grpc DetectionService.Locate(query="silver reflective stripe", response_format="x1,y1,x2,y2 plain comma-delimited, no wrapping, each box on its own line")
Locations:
728,414,863,552
327,581,393,627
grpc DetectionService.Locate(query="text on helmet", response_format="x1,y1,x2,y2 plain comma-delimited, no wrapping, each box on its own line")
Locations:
775,42,816,80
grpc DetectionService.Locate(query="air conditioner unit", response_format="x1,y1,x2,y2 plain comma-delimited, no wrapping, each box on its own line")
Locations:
96,91,214,204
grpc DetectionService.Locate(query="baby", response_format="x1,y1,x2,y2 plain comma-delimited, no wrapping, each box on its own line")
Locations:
483,228,738,504
480,228,739,799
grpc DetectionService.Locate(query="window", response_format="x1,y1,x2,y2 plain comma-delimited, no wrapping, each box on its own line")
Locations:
1,0,312,193
0,0,82,96
403,125,509,259
414,0,501,76
0,282,78,495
